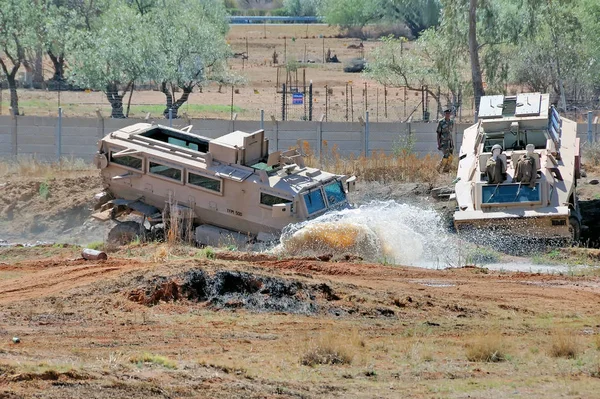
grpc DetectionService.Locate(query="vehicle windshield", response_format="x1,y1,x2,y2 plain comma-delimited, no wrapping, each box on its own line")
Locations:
483,130,548,152
324,180,346,206
303,189,326,215
482,183,541,204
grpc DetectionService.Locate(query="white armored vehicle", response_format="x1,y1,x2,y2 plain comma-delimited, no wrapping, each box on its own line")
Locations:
453,93,581,244
93,123,355,246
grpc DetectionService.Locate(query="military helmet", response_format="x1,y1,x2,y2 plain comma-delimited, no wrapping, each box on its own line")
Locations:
444,109,451,113
491,144,503,152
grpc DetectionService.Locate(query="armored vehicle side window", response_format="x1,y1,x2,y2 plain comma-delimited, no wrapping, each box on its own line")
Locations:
303,189,326,215
188,172,221,192
260,193,291,207
110,152,143,170
149,161,182,181
324,181,346,206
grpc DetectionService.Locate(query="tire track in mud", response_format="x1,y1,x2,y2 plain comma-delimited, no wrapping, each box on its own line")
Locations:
0,259,143,304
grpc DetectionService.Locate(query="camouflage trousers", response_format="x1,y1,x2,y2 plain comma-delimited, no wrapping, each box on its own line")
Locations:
438,141,453,173
440,141,453,159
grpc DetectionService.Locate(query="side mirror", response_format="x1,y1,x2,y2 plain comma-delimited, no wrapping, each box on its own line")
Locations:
272,203,292,218
345,176,357,192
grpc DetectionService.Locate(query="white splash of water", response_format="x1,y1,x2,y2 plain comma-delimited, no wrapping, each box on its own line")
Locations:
276,200,459,267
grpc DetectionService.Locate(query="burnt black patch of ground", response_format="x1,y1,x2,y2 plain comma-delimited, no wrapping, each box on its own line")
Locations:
128,269,341,315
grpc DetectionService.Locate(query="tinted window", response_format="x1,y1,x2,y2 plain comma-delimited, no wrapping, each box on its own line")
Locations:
168,137,199,151
260,193,291,207
482,183,540,204
303,189,326,214
140,127,209,152
149,161,182,181
324,181,346,206
188,172,221,192
110,153,142,170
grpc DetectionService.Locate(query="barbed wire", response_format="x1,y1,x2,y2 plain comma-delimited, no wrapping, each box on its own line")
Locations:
1,84,599,122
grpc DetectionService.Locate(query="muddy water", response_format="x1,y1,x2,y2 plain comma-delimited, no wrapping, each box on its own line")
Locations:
275,200,581,274
277,200,458,267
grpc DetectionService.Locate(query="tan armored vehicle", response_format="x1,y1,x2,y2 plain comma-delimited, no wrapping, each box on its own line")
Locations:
453,93,581,244
93,123,355,246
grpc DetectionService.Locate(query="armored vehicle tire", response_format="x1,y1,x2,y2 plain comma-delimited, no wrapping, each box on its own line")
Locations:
569,217,581,244
107,221,143,246
150,224,166,242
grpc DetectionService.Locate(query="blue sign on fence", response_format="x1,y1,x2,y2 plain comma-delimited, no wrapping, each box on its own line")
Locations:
292,93,304,105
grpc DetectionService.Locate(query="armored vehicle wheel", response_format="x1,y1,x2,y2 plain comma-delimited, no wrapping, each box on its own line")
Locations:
150,224,166,242
107,221,143,246
569,217,581,244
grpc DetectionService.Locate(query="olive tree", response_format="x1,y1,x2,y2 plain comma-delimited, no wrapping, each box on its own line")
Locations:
321,0,440,38
44,0,110,83
66,1,156,118
0,0,45,115
367,33,469,117
284,0,324,16
147,0,238,118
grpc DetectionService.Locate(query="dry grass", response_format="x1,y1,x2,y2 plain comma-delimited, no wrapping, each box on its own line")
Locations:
302,141,446,184
0,156,93,178
582,142,600,166
163,198,195,248
129,353,177,369
152,245,169,263
548,330,581,359
465,333,508,362
301,328,364,367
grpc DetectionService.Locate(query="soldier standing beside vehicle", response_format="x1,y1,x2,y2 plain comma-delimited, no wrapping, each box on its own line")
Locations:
437,109,454,173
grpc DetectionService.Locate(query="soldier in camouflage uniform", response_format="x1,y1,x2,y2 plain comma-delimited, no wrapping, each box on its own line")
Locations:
436,109,454,172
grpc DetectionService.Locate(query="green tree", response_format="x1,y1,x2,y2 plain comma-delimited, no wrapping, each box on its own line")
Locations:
0,0,45,115
510,0,597,109
148,0,236,118
66,1,156,118
321,0,440,38
284,0,324,16
44,0,109,83
369,0,599,113
436,0,519,110
367,34,467,117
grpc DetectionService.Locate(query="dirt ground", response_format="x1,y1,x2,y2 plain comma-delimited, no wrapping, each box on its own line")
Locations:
0,170,103,244
2,158,600,397
1,246,600,398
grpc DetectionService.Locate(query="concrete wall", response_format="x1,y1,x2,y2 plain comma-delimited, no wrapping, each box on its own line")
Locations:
0,115,597,162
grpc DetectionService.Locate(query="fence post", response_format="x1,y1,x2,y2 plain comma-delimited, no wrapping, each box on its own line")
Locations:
230,86,234,121
308,82,313,121
271,116,279,151
325,85,329,122
169,108,173,127
317,120,323,166
365,111,370,155
282,84,286,121
96,109,104,139
56,107,62,162
587,111,593,144
10,107,17,158
260,109,264,131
